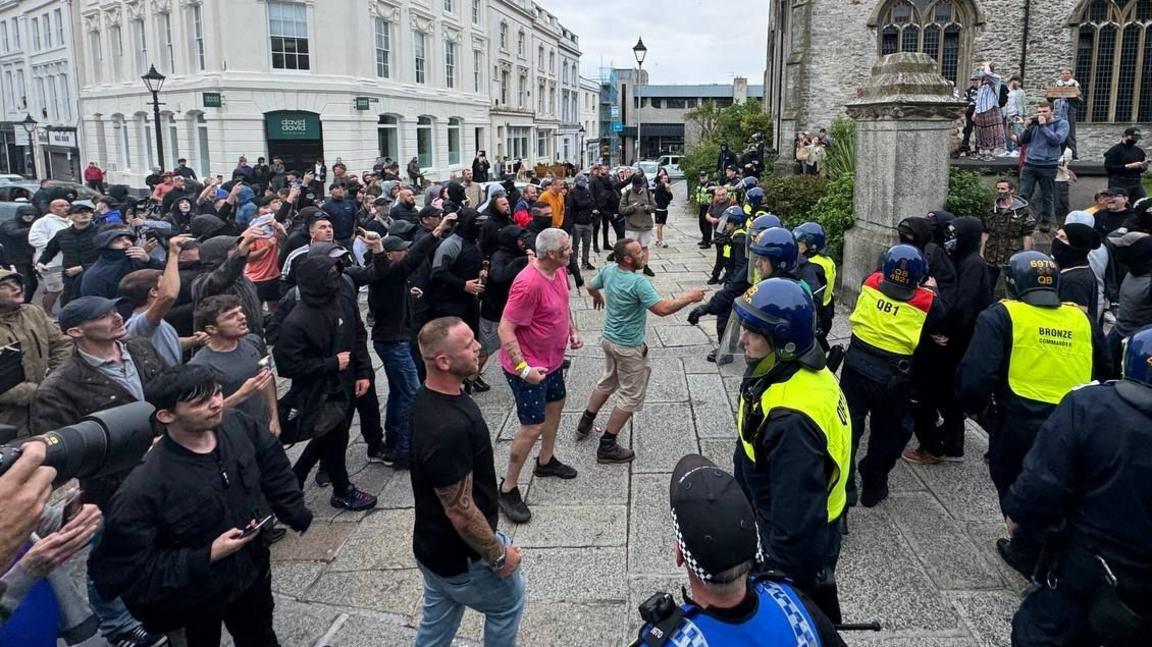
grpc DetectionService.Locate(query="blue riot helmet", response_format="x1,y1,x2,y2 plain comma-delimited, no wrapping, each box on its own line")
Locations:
880,244,927,300
748,213,783,242
1005,250,1061,307
732,278,817,362
750,227,799,271
1123,325,1152,386
717,205,747,232
742,176,758,192
745,187,766,211
793,222,827,254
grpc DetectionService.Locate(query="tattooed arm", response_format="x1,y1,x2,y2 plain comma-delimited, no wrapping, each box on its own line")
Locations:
434,472,504,564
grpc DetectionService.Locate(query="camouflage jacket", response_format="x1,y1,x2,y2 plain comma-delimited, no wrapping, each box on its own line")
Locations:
981,197,1036,265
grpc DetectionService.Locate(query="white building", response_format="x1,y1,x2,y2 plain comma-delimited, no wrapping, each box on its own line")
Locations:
555,22,579,165
578,75,598,166
74,0,495,186
0,0,82,181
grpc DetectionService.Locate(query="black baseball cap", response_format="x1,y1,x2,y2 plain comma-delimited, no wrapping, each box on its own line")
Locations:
419,205,444,220
669,455,761,583
1124,127,1143,139
382,236,412,253
1111,187,1129,198
59,296,128,331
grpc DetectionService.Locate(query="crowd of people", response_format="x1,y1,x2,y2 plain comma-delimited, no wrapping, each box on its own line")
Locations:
0,123,1150,647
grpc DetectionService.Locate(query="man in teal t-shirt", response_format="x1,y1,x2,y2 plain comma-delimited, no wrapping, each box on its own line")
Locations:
577,238,706,463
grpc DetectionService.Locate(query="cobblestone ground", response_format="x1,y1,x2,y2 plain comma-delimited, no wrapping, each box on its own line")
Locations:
262,181,1026,646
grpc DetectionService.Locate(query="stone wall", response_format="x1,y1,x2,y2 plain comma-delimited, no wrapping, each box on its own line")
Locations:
772,0,1144,161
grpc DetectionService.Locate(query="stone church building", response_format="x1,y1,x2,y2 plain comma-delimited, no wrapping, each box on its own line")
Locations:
765,0,1152,159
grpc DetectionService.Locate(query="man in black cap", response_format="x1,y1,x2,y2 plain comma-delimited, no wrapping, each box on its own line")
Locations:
1104,127,1148,202
35,201,98,307
632,454,844,646
1097,187,1135,236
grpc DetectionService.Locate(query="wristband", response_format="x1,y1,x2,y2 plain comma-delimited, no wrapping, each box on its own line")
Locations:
515,361,528,372
519,365,532,380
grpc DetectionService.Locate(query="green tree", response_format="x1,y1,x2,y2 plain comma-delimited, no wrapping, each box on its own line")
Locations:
682,99,773,202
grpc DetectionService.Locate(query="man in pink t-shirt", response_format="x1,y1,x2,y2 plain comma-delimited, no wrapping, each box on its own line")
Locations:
497,221,583,523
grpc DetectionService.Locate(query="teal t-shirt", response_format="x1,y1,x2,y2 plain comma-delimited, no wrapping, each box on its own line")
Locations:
591,263,662,347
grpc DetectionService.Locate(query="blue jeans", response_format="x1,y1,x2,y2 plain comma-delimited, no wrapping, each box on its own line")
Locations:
415,531,525,647
87,527,142,639
375,341,420,457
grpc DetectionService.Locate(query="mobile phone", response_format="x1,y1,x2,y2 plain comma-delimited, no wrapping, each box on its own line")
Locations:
232,514,274,539
257,355,271,371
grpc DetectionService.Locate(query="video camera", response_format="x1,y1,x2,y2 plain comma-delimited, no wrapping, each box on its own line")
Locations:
0,402,156,486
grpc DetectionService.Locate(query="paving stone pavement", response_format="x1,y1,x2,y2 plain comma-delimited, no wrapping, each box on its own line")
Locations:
261,181,1027,646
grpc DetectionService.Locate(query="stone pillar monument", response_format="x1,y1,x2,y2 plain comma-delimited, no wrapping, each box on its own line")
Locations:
840,52,966,304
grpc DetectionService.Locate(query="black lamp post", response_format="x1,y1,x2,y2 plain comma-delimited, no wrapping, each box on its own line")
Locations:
578,125,585,168
632,37,647,163
20,114,37,178
141,65,167,171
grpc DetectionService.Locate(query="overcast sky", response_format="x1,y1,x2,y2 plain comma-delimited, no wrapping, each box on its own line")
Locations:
554,0,770,85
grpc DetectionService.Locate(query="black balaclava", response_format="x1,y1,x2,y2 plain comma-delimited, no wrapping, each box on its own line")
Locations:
1051,238,1089,269
897,216,934,250
950,216,984,261
296,255,342,308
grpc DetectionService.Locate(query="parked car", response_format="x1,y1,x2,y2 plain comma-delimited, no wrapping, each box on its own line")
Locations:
638,161,660,186
0,180,100,224
656,154,684,179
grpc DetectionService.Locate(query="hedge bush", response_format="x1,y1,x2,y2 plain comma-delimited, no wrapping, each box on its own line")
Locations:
945,168,995,218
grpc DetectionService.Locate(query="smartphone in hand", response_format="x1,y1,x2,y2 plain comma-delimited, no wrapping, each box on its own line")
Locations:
232,514,274,539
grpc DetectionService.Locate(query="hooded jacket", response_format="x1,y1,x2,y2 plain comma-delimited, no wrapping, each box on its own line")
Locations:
0,302,71,436
165,198,196,233
481,226,530,321
898,216,956,324
479,198,513,258
430,209,484,319
477,183,506,213
79,235,163,299
234,185,257,227
942,216,992,338
567,175,596,227
190,236,264,337
0,215,36,265
1110,231,1152,336
619,184,654,232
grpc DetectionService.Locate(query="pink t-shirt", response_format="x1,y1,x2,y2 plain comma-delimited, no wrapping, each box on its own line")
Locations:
500,262,570,374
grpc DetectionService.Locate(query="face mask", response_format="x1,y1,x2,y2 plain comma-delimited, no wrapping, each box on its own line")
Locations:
1050,237,1083,268
1124,139,1137,146
997,191,1011,199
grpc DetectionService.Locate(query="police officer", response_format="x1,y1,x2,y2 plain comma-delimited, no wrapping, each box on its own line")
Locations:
1004,324,1152,646
795,222,838,352
687,206,749,364
695,171,714,249
743,187,768,219
633,453,846,646
749,227,824,298
957,250,1109,576
730,278,851,622
843,244,943,508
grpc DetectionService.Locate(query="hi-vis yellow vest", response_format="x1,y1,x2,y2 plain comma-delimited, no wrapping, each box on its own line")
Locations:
809,254,837,308
738,367,852,522
723,227,746,259
848,272,934,356
1002,300,1093,404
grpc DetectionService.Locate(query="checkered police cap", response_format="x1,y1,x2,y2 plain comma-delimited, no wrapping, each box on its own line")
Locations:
669,454,763,583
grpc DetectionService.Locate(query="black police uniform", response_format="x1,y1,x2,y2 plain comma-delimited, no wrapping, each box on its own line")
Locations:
696,228,750,341
1005,380,1152,646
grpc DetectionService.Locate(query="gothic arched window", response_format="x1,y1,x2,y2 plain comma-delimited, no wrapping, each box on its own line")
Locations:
877,0,973,87
1075,0,1152,122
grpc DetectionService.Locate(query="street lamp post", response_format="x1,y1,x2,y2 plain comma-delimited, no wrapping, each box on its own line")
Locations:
141,65,167,171
578,125,585,169
632,37,647,164
20,114,37,178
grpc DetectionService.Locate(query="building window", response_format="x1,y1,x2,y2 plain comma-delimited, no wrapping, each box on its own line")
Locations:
445,40,457,88
549,50,555,73
500,69,509,104
499,22,508,50
1,22,9,53
138,114,154,169
417,116,433,168
519,73,527,107
191,5,206,71
414,31,426,83
538,46,544,69
472,0,481,24
15,70,24,109
30,18,39,51
473,49,483,92
12,17,19,50
133,19,147,75
165,113,179,168
1075,0,1152,122
876,0,972,88
517,30,524,56
507,126,529,159
537,129,548,158
114,115,130,170
374,17,391,78
110,25,123,78
538,80,545,112
268,1,310,70
196,113,210,176
377,115,398,160
444,0,454,13
447,117,462,165
162,13,175,74
59,74,70,121
54,9,62,45
3,72,12,110
43,13,50,48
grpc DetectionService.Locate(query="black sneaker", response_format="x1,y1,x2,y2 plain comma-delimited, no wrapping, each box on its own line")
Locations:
996,538,1038,579
110,626,168,647
471,376,491,393
331,486,378,511
860,484,889,508
707,276,721,285
576,413,596,440
315,468,331,488
706,349,718,363
498,480,532,523
597,443,635,464
562,358,572,370
261,524,288,546
643,266,655,277
367,446,395,466
534,456,578,479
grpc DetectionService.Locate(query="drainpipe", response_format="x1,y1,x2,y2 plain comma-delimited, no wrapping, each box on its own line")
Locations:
1020,0,1032,84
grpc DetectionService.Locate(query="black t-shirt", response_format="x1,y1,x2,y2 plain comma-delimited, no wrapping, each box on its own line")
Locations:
1058,265,1099,323
410,386,499,577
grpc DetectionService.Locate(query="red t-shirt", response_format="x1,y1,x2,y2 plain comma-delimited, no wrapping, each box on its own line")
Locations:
244,237,281,283
500,262,570,373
